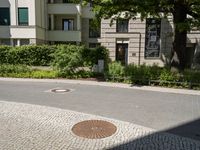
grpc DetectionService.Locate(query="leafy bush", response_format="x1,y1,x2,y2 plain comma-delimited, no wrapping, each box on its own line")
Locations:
159,69,181,86
0,45,55,66
125,64,152,85
0,46,11,64
52,45,85,74
52,45,110,75
105,62,125,81
82,46,110,68
183,70,200,89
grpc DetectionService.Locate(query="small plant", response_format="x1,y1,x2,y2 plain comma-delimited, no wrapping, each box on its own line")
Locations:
106,61,125,82
159,69,181,87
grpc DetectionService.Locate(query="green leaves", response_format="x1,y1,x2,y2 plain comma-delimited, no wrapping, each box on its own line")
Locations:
52,45,84,74
52,45,109,75
83,0,200,31
0,45,55,66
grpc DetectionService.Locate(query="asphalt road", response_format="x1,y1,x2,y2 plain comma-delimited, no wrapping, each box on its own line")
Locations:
0,79,200,140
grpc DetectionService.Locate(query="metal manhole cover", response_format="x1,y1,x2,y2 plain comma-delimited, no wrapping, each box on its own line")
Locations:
51,89,71,93
72,120,117,139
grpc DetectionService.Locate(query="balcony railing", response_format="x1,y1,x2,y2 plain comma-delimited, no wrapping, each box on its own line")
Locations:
48,3,81,14
48,30,81,42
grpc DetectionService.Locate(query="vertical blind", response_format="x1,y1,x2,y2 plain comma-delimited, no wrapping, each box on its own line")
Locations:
18,8,28,25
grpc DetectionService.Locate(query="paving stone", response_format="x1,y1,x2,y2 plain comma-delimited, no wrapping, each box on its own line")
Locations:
0,101,200,150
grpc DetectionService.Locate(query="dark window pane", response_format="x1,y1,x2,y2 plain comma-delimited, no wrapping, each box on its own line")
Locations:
1,39,11,45
63,0,74,3
89,43,100,48
62,19,74,31
18,8,29,26
116,19,129,33
20,39,30,45
0,8,10,25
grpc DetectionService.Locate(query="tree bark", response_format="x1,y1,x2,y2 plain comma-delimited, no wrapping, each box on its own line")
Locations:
171,3,187,72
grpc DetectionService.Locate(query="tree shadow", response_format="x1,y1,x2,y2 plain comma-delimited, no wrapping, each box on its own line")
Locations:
109,118,200,150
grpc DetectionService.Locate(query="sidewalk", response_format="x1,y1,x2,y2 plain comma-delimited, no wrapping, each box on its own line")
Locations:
1,101,200,150
0,77,200,95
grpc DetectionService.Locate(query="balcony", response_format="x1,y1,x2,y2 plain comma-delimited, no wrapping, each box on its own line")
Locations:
48,3,81,15
48,30,81,42
0,26,36,38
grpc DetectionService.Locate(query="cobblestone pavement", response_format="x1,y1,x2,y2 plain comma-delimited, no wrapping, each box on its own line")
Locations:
1,101,200,150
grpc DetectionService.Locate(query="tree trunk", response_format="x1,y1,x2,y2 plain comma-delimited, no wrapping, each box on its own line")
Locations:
171,3,187,72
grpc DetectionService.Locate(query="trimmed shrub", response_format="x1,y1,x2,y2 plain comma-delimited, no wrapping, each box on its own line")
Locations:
0,45,55,66
0,46,12,64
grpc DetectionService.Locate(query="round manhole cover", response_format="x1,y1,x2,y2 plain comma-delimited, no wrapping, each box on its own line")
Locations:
72,120,117,139
51,89,71,93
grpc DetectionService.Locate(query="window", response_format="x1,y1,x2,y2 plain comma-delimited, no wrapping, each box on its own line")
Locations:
62,19,74,31
116,19,129,33
0,8,10,25
18,8,29,26
1,39,11,45
89,43,100,48
20,39,30,45
48,16,51,30
63,0,73,3
145,18,161,58
13,39,18,46
89,19,100,38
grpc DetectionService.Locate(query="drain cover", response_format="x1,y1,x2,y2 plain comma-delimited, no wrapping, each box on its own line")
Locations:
51,89,71,93
72,120,117,139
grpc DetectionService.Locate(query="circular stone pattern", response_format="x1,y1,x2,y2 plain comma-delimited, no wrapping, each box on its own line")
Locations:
51,89,71,93
72,120,117,139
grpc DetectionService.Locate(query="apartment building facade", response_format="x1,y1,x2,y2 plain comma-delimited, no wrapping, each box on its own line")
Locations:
0,0,200,67
101,18,200,67
0,0,100,46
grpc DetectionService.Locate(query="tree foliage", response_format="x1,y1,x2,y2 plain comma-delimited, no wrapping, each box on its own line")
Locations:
83,0,200,30
81,0,200,71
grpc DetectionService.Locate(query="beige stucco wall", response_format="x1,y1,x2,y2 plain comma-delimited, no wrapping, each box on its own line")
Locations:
101,17,200,66
0,0,47,44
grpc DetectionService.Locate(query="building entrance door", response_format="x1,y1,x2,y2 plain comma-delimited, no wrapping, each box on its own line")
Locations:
116,43,128,65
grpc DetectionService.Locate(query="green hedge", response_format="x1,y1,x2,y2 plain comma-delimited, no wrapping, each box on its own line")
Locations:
0,45,55,66
0,45,109,69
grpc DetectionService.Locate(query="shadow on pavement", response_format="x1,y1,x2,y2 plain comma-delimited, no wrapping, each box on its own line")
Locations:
109,119,200,150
